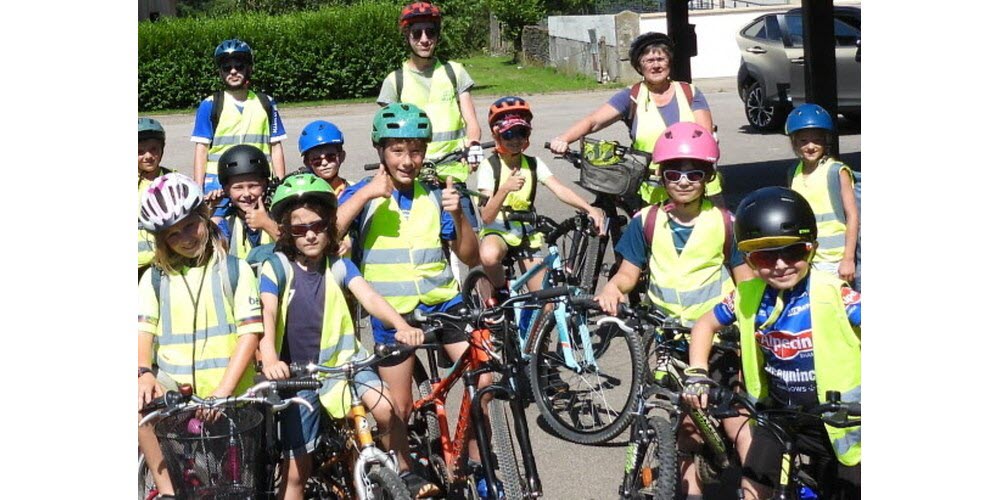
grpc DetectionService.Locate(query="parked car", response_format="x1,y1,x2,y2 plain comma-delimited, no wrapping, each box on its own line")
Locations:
736,6,861,132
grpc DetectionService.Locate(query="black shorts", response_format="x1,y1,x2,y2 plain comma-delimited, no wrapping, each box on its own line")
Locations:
743,417,860,499
708,346,743,391
377,302,469,368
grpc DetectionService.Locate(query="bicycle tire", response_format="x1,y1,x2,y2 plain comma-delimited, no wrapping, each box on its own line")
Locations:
636,415,679,500
528,310,642,444
366,467,411,500
412,359,442,452
488,396,527,500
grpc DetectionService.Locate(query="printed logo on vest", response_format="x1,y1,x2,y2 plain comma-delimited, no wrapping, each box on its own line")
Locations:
755,329,814,360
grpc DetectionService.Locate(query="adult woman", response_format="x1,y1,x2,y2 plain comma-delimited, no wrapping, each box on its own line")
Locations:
547,32,720,205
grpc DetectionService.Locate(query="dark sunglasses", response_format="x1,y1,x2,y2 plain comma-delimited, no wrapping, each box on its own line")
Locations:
408,26,440,40
307,152,341,167
289,219,328,237
220,62,247,73
662,169,706,183
746,242,814,268
500,128,530,141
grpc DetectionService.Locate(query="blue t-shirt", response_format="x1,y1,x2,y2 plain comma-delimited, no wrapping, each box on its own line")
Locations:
712,274,862,408
614,211,744,269
190,93,288,143
339,178,462,343
216,216,263,248
260,257,361,364
607,85,710,141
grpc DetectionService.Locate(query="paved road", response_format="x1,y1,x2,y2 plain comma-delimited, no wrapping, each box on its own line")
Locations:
148,81,860,499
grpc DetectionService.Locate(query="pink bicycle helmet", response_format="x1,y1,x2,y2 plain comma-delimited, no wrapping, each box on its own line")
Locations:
139,173,204,233
652,122,720,164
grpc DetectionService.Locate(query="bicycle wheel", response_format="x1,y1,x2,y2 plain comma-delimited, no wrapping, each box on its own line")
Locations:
626,415,679,500
461,267,496,310
559,227,603,294
411,359,441,453
138,453,157,500
528,309,642,444
488,396,527,500
366,466,410,500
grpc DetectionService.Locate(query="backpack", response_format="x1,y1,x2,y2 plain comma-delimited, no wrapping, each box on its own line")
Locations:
394,59,459,101
786,161,862,287
151,254,241,311
489,153,538,208
209,90,275,138
642,202,734,273
625,81,695,126
245,242,290,291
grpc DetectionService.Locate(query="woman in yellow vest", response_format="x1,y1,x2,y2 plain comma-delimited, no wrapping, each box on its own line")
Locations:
478,96,606,291
336,103,481,497
258,173,425,499
595,123,754,499
138,117,174,280
685,187,861,499
214,144,279,259
547,32,720,206
785,104,859,289
137,173,263,498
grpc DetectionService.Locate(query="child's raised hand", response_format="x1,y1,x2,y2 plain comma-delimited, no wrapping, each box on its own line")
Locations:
442,176,461,215
245,197,271,231
365,166,394,200
501,170,525,194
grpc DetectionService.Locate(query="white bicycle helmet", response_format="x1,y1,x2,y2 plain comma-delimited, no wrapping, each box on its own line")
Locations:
139,173,204,233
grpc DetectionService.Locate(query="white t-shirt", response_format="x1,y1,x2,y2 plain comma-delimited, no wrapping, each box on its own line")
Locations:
477,155,553,194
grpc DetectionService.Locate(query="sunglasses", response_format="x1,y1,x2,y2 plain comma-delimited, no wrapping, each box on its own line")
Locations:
307,152,341,168
662,169,706,183
500,128,530,140
220,62,247,73
288,219,327,238
746,242,814,268
408,26,439,40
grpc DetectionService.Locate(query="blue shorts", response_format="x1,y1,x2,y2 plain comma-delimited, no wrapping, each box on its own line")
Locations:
204,173,230,218
278,368,383,459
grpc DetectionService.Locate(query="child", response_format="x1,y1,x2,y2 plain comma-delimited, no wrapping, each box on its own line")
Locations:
137,173,263,498
258,172,424,499
215,144,280,258
192,38,287,215
138,117,174,279
594,122,753,498
478,96,606,292
297,120,351,196
684,186,861,499
336,103,483,497
785,104,859,288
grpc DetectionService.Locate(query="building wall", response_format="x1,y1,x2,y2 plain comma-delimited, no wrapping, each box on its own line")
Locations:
138,0,177,22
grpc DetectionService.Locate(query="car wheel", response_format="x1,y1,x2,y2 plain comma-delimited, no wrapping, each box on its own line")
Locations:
743,81,787,133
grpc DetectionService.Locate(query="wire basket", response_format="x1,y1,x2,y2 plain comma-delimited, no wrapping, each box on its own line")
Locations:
578,138,649,197
154,404,264,499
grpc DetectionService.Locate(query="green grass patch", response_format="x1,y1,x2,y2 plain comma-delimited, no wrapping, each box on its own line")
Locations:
455,54,607,97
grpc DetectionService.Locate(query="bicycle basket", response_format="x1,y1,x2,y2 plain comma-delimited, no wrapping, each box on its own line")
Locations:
154,405,264,499
578,138,649,197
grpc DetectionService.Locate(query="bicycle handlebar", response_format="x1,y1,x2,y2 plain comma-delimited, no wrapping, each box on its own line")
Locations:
363,141,496,171
707,387,861,429
138,383,316,427
288,345,403,378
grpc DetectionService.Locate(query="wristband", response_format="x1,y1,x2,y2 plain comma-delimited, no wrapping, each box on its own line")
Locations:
683,367,709,377
138,367,154,378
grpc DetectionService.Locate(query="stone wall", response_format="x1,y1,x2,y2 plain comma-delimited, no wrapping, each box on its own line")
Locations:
521,25,550,65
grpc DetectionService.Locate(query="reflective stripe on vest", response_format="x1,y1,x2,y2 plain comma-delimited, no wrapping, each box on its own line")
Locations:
267,253,366,419
400,60,467,177
358,182,458,312
155,254,254,397
791,157,850,264
645,200,734,326
206,91,272,175
227,215,275,259
735,272,861,466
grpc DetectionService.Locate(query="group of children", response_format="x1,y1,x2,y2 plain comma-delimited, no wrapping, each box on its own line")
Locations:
137,26,860,500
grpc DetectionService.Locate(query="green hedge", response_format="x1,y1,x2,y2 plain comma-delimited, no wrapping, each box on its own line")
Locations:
138,1,488,112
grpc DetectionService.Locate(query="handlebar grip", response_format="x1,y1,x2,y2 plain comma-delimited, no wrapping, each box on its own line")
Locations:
363,162,380,171
272,379,323,391
568,294,599,309
844,402,861,417
480,141,495,149
506,211,538,224
532,286,572,301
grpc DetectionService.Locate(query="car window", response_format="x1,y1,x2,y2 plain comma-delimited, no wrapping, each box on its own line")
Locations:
784,14,860,48
743,19,767,40
765,16,782,42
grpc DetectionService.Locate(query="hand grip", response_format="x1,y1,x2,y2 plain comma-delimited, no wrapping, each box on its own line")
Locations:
272,379,322,391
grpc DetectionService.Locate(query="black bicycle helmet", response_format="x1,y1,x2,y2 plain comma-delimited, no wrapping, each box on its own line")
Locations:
628,32,674,72
217,144,270,187
734,187,817,252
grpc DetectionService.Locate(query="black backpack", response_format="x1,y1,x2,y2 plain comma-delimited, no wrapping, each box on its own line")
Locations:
489,153,538,208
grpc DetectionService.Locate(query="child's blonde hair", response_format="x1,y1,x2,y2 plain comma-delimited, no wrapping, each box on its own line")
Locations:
152,203,227,274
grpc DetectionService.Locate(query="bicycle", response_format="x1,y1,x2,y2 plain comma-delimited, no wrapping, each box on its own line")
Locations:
138,378,320,499
405,286,575,499
706,387,861,500
463,209,643,445
289,346,411,500
362,141,495,188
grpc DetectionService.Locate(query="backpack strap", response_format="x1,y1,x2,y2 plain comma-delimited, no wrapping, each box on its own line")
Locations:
678,81,695,106
218,254,240,312
625,82,642,126
264,252,291,296
257,92,276,137
642,204,659,248
441,59,459,92
489,153,503,196
210,90,225,139
826,160,848,224
394,68,405,101
525,155,538,207
210,90,275,138
720,206,734,270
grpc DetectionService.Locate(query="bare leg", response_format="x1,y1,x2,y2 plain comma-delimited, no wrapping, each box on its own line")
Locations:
279,454,311,500
139,417,174,496
364,384,411,472
377,356,416,470
479,235,509,293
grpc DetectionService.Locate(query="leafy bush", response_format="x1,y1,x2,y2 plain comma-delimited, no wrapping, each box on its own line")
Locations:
139,0,488,111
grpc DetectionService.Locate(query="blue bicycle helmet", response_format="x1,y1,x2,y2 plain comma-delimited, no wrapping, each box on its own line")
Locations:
214,39,253,65
138,117,165,143
785,104,835,135
298,120,345,155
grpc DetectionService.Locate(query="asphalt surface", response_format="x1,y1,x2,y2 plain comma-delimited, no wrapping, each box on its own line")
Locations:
147,79,860,499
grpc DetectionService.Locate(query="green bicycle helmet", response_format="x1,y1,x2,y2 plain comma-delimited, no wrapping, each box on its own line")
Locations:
138,117,165,143
371,103,433,146
269,173,337,220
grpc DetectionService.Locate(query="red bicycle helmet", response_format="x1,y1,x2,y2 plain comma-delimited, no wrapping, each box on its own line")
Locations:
399,2,442,29
488,96,533,127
